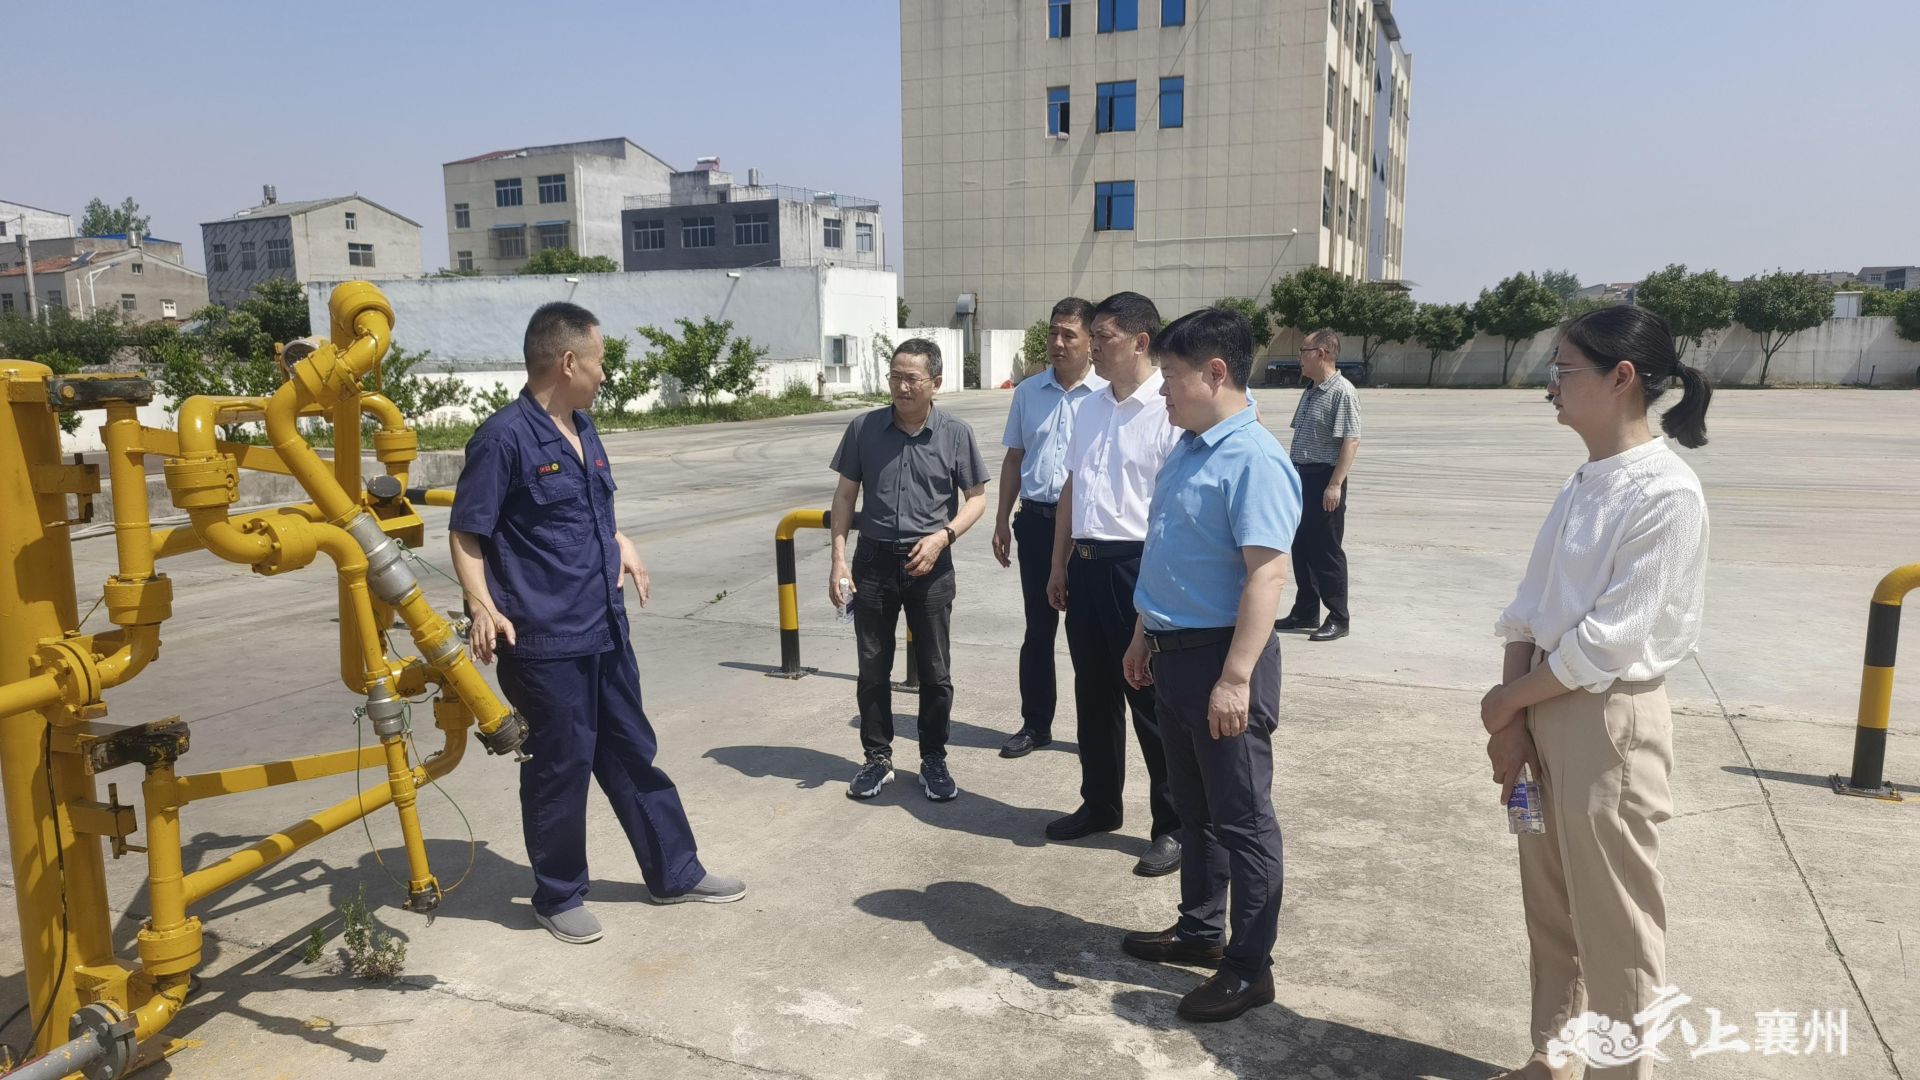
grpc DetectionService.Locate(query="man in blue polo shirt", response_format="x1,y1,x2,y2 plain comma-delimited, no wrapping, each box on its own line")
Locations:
1120,306,1301,1023
450,302,744,946
991,296,1103,759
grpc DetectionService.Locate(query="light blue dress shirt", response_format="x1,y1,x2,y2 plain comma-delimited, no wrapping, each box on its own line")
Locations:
1135,406,1303,632
1001,366,1107,504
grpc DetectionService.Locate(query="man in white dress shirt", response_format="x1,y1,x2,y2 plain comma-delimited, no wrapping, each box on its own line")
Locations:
1041,291,1183,876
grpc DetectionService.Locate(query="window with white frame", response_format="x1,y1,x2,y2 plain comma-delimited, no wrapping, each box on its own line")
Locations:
456,251,473,271
121,294,137,313
734,213,770,246
161,299,178,318
682,217,716,248
495,178,523,207
538,174,567,204
823,218,843,248
632,219,665,251
855,221,874,253
266,238,291,269
131,262,143,275
345,211,357,231
492,225,526,259
239,241,257,270
536,223,569,250
454,203,470,229
210,243,229,272
348,243,376,267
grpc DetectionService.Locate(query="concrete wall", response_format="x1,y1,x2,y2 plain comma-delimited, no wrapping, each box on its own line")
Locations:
71,253,208,321
979,327,1023,388
1298,316,1920,388
0,201,72,244
890,327,967,395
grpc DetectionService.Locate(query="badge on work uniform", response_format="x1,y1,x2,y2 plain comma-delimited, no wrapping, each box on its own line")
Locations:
537,462,562,476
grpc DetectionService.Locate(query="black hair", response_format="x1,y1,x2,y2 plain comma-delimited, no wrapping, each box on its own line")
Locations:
1561,305,1712,448
1152,307,1255,388
524,301,600,376
893,337,943,379
1092,291,1162,340
1050,297,1096,328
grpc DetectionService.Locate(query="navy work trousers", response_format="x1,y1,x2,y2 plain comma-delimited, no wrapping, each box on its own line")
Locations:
497,615,706,916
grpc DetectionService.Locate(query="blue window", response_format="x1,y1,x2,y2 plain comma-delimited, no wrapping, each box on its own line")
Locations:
1097,0,1137,33
1159,76,1184,128
1049,0,1071,38
1047,86,1071,136
1096,80,1136,132
1162,0,1185,26
1094,181,1135,232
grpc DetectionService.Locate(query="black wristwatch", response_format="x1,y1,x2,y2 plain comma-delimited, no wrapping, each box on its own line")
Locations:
942,526,956,546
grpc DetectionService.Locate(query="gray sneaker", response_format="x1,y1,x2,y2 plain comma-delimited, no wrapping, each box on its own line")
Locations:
535,905,603,944
649,872,748,905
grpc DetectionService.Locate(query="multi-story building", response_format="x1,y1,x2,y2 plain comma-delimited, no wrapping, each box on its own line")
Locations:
621,160,886,273
441,138,673,274
1365,4,1410,282
201,188,423,307
0,199,75,258
901,0,1412,332
0,232,207,321
1857,265,1918,291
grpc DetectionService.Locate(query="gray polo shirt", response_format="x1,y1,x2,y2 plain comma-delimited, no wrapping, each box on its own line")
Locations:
831,405,989,542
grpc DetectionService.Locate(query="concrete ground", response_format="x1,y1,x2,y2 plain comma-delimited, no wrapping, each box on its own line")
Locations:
2,388,1916,1079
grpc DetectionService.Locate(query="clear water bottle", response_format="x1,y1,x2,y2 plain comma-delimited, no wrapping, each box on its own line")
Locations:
1507,764,1545,835
835,579,856,624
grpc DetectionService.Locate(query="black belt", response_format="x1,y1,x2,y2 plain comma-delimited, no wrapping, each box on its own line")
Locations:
1144,627,1236,653
1292,460,1336,471
1072,538,1144,560
860,536,927,555
1020,499,1057,518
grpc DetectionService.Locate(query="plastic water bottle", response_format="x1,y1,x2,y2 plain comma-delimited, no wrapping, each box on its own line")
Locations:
835,579,856,624
1507,764,1545,835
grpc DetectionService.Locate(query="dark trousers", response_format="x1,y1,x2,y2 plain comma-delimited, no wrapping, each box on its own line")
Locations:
1065,547,1179,837
1153,632,1285,982
1287,463,1349,624
853,539,956,760
497,615,706,917
1013,505,1060,736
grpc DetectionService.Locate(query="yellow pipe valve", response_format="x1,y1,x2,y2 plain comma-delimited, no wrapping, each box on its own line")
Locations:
241,513,321,577
162,456,239,510
102,575,173,628
135,918,201,979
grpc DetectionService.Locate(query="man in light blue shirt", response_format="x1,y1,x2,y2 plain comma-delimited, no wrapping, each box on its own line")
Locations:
991,297,1105,758
1120,307,1301,1024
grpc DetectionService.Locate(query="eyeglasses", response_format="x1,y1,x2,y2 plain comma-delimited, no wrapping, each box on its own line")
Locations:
887,373,931,388
1546,364,1608,388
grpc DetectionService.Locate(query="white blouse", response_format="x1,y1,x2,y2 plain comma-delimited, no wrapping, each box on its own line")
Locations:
1496,438,1710,693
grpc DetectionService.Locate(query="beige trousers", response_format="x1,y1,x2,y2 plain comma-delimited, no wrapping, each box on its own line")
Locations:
1519,672,1675,1080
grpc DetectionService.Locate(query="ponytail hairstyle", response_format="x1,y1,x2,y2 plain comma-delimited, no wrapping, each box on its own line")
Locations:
1561,305,1713,448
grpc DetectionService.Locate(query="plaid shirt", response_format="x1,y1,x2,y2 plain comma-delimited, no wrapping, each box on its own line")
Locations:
1288,373,1361,465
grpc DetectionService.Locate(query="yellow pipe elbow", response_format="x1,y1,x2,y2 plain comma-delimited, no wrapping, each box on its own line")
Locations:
94,626,161,689
186,508,274,565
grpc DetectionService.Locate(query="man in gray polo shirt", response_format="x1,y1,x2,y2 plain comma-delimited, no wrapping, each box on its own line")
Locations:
828,338,989,801
1275,327,1360,642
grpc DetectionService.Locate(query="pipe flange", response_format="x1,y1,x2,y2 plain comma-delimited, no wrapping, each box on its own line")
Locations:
136,917,203,977
162,457,238,510
34,637,102,710
68,1001,136,1080
371,428,419,464
242,513,319,576
476,712,530,759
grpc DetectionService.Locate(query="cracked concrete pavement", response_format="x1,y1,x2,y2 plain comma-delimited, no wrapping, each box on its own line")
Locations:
2,387,1915,1079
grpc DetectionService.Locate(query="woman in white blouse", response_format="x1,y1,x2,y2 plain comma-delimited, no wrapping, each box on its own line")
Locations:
1479,305,1712,1080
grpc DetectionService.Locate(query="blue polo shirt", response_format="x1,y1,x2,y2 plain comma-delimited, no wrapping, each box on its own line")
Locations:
450,389,624,657
1001,366,1106,504
1135,406,1303,632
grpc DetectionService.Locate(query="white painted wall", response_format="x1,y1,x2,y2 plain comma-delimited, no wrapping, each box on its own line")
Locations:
979,328,1023,389
891,327,966,395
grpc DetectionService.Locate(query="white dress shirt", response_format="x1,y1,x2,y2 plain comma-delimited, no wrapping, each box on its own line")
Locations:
1496,438,1710,693
1065,370,1182,541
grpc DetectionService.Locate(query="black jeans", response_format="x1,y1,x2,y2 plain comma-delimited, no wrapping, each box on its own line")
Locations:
853,539,955,761
1287,463,1349,624
1153,632,1285,982
1064,547,1179,837
1013,505,1061,736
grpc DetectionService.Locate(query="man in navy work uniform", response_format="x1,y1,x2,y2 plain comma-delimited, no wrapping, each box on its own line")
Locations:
1121,307,1301,1023
990,296,1102,759
828,338,989,801
1043,292,1183,877
449,302,744,946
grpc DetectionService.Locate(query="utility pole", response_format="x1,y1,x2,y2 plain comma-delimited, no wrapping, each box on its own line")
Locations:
16,229,37,322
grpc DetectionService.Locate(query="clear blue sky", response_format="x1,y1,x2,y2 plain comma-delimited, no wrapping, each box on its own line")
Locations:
8,1,1915,304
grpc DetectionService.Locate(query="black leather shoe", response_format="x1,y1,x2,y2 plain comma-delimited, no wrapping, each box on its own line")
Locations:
1177,968,1276,1022
1045,806,1122,841
1308,618,1349,642
1133,833,1182,877
1274,613,1319,631
1121,925,1224,966
999,730,1051,758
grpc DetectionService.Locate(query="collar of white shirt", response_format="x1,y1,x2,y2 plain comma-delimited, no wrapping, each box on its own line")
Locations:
1577,436,1670,481
1105,368,1163,409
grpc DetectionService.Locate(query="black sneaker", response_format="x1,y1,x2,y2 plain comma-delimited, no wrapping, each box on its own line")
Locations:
847,756,895,800
920,757,959,801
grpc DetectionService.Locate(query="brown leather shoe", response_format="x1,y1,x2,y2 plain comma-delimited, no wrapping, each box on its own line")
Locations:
1177,967,1275,1023
1120,925,1224,966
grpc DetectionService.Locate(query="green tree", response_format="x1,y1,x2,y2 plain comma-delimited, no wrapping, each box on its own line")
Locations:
1635,264,1736,361
1340,283,1416,366
1734,271,1833,385
0,308,126,368
435,266,482,278
522,248,620,275
79,196,151,237
1564,296,1619,320
594,335,654,415
1267,266,1356,335
1895,289,1920,343
237,278,312,341
897,297,912,328
1214,296,1274,352
1412,302,1476,386
1021,318,1050,372
1539,269,1583,306
371,344,471,423
142,313,283,440
1473,272,1564,384
636,317,766,406
1855,287,1905,317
